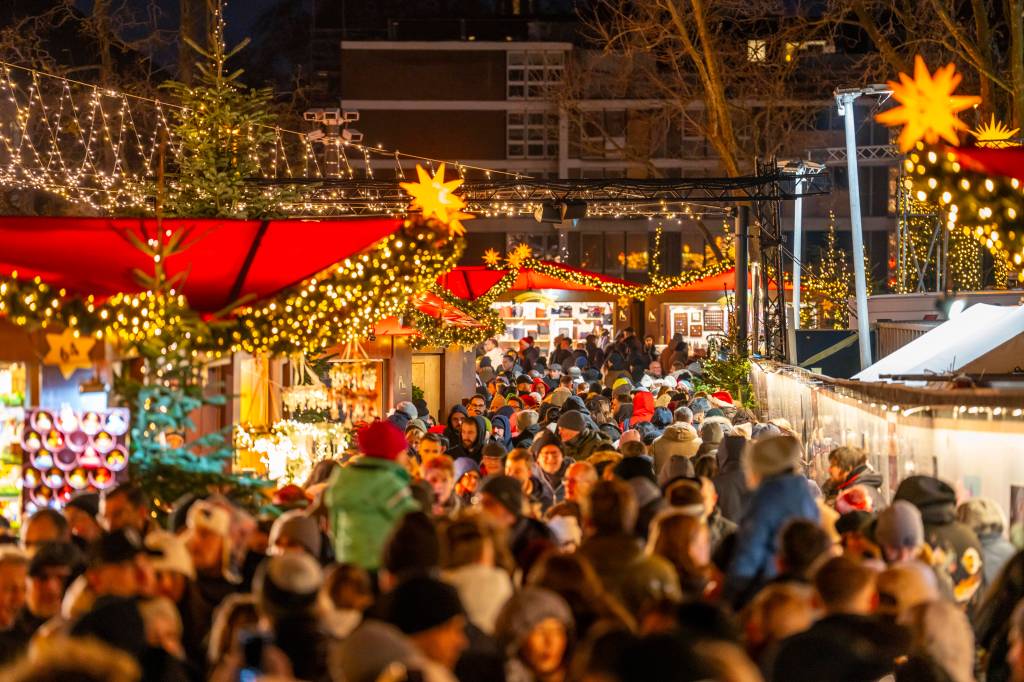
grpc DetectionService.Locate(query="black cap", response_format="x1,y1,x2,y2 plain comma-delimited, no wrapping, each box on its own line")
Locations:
65,492,100,518
88,528,152,567
479,475,524,517
380,575,464,635
29,541,82,577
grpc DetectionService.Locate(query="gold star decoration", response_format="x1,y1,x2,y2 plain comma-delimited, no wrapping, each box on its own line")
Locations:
505,242,533,269
399,163,474,237
482,248,501,267
875,56,981,152
972,114,1020,148
44,328,96,379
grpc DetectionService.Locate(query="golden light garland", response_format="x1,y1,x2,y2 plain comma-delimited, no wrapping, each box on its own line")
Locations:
488,241,735,298
0,165,469,353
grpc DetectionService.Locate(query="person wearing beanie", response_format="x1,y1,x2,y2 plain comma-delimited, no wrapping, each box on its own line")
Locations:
512,409,542,449
895,475,984,605
724,436,818,608
532,432,574,504
479,475,555,572
453,458,482,506
252,552,334,681
324,421,420,571
479,442,508,478
380,575,469,671
494,587,574,682
556,409,611,462
63,493,102,550
957,497,1016,591
268,509,322,559
547,386,572,409
696,421,724,457
712,432,752,524
875,500,925,563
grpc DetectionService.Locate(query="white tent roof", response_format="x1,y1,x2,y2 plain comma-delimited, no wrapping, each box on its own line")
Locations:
855,304,1024,383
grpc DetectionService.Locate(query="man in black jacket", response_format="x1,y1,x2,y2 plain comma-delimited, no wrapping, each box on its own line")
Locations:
822,446,885,510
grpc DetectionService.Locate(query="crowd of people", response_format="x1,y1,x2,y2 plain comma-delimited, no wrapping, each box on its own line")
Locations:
0,328,1021,681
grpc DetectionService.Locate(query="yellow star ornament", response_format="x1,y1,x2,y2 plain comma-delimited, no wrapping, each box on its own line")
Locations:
875,56,981,152
505,242,533,269
972,114,1020,148
482,248,501,267
400,163,474,237
44,328,96,379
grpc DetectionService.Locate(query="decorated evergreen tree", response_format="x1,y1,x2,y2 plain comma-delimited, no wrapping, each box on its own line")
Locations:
161,0,279,218
802,212,853,330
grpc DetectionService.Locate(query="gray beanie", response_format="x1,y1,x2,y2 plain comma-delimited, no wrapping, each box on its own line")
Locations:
395,401,418,420
556,410,587,433
515,409,539,431
875,500,924,550
268,510,322,558
494,587,573,658
745,435,802,479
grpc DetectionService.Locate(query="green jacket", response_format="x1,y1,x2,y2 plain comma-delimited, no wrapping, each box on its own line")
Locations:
564,428,612,462
324,457,419,570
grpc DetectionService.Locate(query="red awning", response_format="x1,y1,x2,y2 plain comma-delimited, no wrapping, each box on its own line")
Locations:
0,216,402,313
952,146,1024,182
439,263,641,299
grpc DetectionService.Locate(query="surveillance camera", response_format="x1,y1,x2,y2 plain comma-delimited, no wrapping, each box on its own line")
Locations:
341,128,364,143
306,129,325,142
342,110,360,123
303,108,324,121
322,108,342,125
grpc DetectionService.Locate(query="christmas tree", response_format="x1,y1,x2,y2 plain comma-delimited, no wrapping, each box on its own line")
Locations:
161,0,279,218
802,212,853,330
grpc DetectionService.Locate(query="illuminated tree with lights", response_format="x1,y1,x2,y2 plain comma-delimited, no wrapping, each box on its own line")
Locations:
802,212,853,330
162,0,279,219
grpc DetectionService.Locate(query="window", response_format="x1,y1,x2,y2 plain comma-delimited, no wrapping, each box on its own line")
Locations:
507,111,559,159
579,109,627,159
507,50,564,100
579,232,604,271
747,40,767,63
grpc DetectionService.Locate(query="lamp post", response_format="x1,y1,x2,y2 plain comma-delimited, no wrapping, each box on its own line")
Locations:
835,86,891,370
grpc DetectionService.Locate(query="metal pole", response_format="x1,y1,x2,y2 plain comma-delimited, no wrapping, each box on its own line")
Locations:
838,93,873,369
792,175,804,330
735,205,750,356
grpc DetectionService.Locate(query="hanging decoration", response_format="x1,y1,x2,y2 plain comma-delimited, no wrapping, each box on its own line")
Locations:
874,56,981,152
43,328,96,379
972,116,1020,148
484,239,734,299
876,56,1024,283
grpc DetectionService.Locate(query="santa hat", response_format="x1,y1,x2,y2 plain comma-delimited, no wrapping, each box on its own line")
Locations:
709,391,734,408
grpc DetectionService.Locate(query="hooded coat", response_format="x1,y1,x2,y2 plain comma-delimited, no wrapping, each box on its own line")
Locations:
604,353,629,389
324,458,420,570
562,428,612,462
650,423,702,476
712,435,751,524
447,415,489,464
724,472,819,606
443,404,469,450
826,464,886,510
895,476,985,606
490,414,513,450
626,392,655,428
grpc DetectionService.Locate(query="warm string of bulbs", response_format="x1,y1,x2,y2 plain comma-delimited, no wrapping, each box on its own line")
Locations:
901,142,1024,283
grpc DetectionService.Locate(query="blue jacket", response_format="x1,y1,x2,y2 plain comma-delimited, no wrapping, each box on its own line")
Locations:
725,473,819,605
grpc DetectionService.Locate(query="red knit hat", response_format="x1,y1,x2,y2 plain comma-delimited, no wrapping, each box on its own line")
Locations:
357,420,408,460
710,390,734,407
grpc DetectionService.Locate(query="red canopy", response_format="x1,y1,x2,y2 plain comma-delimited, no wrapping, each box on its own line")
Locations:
439,263,640,299
952,146,1024,182
0,216,401,313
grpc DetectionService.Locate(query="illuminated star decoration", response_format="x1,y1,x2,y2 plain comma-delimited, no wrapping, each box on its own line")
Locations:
482,248,502,267
505,242,533,269
875,56,981,152
400,163,474,237
972,114,1020,148
44,328,96,379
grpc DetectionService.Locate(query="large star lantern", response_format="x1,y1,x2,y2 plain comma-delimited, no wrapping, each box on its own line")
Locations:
44,328,96,379
505,242,533,269
400,163,474,237
875,56,981,152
